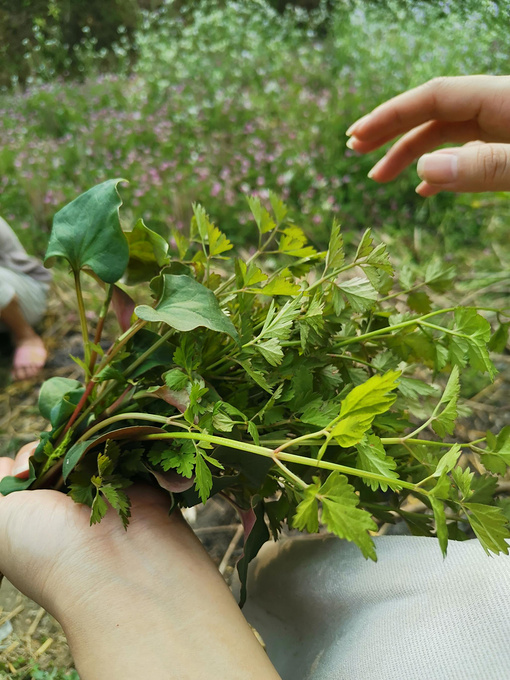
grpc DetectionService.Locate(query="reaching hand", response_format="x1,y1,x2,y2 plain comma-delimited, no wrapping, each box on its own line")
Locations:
0,445,280,680
346,75,510,196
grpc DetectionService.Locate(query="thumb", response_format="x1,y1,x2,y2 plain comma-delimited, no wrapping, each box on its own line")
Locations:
416,143,510,196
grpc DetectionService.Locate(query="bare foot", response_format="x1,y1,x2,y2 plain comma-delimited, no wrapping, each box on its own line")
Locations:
12,334,47,381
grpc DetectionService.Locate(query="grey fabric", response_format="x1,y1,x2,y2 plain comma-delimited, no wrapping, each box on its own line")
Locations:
0,265,49,327
0,216,50,327
0,216,52,284
241,534,510,680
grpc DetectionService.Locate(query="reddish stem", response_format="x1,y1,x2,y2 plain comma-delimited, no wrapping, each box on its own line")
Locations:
63,379,96,434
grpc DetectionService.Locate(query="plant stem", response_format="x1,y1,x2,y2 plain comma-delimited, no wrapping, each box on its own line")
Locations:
124,327,174,378
139,431,428,494
273,429,327,454
77,411,171,443
88,283,114,374
67,319,148,433
74,271,91,378
335,307,457,347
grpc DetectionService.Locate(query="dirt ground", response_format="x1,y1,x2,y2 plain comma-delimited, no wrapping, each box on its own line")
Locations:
1,277,510,677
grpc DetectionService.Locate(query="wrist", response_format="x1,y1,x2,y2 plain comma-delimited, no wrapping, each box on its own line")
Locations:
54,512,280,680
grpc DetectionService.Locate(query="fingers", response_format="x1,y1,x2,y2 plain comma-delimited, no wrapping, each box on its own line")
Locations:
0,443,36,487
347,75,510,146
414,142,510,195
11,442,37,479
0,458,14,486
362,120,483,182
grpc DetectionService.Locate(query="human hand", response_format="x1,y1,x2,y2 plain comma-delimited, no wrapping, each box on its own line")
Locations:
346,75,510,196
0,444,280,680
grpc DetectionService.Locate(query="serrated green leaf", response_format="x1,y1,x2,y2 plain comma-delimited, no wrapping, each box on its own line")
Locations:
237,359,274,394
463,503,510,555
452,466,474,500
279,226,316,258
247,421,260,446
430,471,451,500
424,258,455,292
397,377,438,399
149,442,196,477
269,191,288,226
430,496,448,556
247,196,276,234
256,338,284,366
258,297,301,342
194,452,213,503
318,472,377,560
90,491,109,525
336,277,378,312
236,259,267,287
300,398,341,428
163,368,189,391
293,480,320,533
207,222,233,257
325,218,344,270
330,370,400,447
434,444,462,478
258,275,301,297
355,229,374,260
101,485,131,529
431,366,460,438
355,435,399,491
452,308,495,378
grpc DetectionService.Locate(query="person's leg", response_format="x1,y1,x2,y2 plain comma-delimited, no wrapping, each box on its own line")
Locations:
241,534,510,680
0,267,48,380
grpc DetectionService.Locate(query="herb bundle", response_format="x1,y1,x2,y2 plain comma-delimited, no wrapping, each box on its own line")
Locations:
2,179,509,601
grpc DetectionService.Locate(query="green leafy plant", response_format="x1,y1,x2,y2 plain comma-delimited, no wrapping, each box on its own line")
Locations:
2,179,510,603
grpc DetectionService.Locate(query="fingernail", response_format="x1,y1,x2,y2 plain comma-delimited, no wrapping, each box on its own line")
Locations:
346,137,356,150
367,158,384,179
346,114,371,136
417,153,458,183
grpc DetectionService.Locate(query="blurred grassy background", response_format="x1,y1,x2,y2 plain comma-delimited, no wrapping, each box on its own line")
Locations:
2,0,510,259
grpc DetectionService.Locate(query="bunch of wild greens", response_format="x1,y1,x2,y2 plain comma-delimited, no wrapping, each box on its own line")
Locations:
2,178,510,601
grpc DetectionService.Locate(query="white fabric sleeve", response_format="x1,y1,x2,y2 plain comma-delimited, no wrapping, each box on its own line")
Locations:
240,534,510,680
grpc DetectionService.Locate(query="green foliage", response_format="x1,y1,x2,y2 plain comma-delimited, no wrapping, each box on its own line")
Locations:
135,274,239,340
45,179,129,283
12,182,510,602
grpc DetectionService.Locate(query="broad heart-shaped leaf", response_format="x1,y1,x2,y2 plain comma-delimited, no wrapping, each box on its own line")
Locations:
0,460,36,495
38,377,84,428
44,179,129,283
124,218,170,285
135,274,239,341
